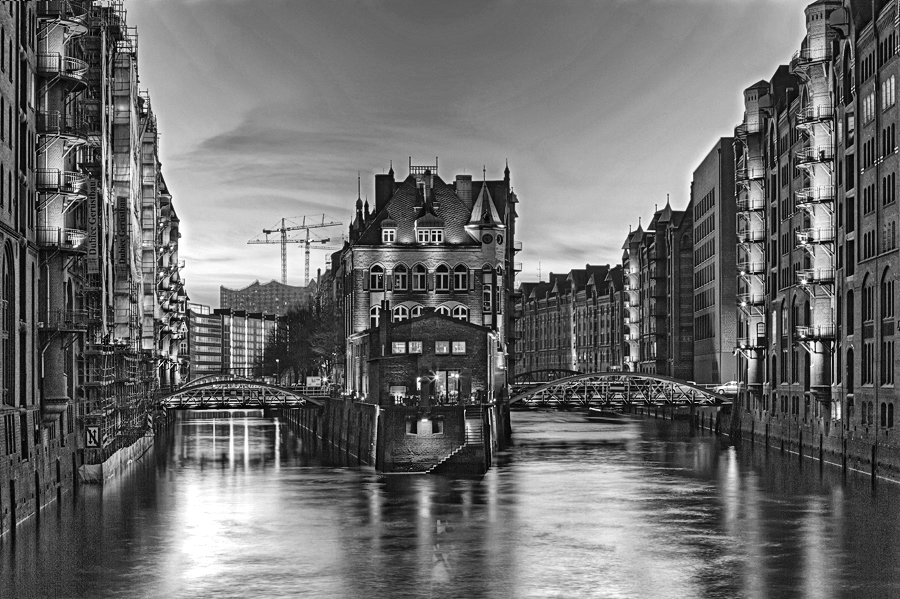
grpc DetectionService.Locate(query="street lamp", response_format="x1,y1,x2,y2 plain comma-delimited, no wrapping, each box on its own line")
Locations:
275,358,280,385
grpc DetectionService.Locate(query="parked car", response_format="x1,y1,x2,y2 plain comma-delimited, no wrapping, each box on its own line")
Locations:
714,381,745,395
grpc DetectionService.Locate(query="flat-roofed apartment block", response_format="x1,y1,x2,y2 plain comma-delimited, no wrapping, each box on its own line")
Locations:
693,138,738,385
187,303,222,379
338,161,518,404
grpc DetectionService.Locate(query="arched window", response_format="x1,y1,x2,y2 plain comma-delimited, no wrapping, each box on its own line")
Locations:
412,264,427,291
393,305,409,322
393,264,408,291
452,305,468,321
436,305,451,316
453,264,468,291
369,305,380,329
411,305,424,318
435,264,450,292
882,267,894,319
369,265,384,291
847,290,855,335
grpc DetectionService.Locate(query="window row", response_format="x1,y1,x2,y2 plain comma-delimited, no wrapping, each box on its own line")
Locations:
391,340,467,355
369,264,474,292
369,304,469,328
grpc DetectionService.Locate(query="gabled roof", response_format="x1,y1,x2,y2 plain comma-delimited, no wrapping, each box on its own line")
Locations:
468,179,503,227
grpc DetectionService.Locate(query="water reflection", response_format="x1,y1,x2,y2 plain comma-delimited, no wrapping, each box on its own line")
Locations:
2,412,900,598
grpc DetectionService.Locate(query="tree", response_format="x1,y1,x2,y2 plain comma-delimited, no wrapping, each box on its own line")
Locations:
264,303,345,385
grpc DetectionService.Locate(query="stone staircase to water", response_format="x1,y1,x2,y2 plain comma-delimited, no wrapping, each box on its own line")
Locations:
427,415,486,476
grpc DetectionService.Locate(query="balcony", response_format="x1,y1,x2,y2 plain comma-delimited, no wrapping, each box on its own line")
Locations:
737,293,766,307
36,169,88,197
513,240,523,253
796,227,835,246
795,186,835,209
37,111,89,143
796,104,834,127
797,268,835,286
37,1,89,25
796,146,834,166
795,324,836,340
736,336,766,350
738,261,765,276
513,262,523,273
736,196,766,212
37,53,89,88
37,227,87,253
737,228,766,243
39,309,89,332
791,47,832,73
735,166,766,182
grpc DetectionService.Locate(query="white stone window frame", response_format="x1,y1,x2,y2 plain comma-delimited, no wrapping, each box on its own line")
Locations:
382,228,396,243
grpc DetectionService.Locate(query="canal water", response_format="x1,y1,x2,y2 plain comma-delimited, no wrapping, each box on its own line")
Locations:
2,410,900,599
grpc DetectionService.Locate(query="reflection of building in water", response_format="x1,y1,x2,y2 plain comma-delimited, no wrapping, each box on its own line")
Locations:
173,411,281,469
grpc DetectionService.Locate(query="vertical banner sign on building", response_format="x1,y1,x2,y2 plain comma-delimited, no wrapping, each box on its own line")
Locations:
87,182,100,273
117,196,130,270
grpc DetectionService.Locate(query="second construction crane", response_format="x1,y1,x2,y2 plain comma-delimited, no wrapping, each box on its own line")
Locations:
248,214,342,285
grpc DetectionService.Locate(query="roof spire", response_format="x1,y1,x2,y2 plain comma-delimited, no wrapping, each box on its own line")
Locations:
357,171,361,200
666,193,670,207
388,160,393,177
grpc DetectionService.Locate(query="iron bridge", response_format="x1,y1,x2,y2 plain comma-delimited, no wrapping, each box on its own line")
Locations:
509,372,732,408
158,375,324,410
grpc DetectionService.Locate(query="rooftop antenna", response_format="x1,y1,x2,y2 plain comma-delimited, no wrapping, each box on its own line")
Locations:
538,261,542,281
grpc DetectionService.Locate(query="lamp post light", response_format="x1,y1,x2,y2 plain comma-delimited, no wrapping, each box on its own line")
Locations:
275,358,280,385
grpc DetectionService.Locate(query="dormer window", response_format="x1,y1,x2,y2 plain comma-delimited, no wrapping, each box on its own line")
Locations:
382,228,396,243
417,228,443,243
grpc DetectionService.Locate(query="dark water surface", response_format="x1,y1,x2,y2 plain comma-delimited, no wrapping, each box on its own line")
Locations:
2,411,900,599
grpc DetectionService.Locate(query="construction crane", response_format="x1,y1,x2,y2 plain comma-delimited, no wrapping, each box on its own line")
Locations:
247,214,342,285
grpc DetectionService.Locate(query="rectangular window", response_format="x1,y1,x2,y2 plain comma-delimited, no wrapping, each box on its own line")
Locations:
435,341,450,354
409,341,423,354
382,228,395,243
432,229,443,243
391,342,406,354
452,341,466,355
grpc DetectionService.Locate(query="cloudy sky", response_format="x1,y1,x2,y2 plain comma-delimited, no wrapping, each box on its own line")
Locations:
127,0,806,307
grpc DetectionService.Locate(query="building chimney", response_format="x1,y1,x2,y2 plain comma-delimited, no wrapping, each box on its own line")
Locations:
375,166,395,215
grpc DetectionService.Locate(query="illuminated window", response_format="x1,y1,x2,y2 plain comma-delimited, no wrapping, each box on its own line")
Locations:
435,341,450,354
452,341,466,354
409,341,423,354
393,264,408,290
391,342,406,354
369,265,384,290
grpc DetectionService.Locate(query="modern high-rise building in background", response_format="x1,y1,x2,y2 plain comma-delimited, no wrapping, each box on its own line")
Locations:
0,0,186,534
220,279,312,317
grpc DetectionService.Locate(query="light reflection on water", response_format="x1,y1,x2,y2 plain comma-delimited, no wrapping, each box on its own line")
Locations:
2,411,900,598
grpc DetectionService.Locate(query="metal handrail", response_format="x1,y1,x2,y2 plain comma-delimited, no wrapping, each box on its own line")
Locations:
795,325,835,339
797,268,835,284
797,228,835,245
36,226,87,251
36,168,88,195
37,53,89,81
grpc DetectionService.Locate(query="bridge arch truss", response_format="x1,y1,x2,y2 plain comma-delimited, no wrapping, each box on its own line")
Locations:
159,379,323,410
510,372,731,408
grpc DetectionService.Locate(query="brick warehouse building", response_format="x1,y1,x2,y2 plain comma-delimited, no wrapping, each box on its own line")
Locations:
732,0,900,451
0,1,185,535
336,160,519,406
